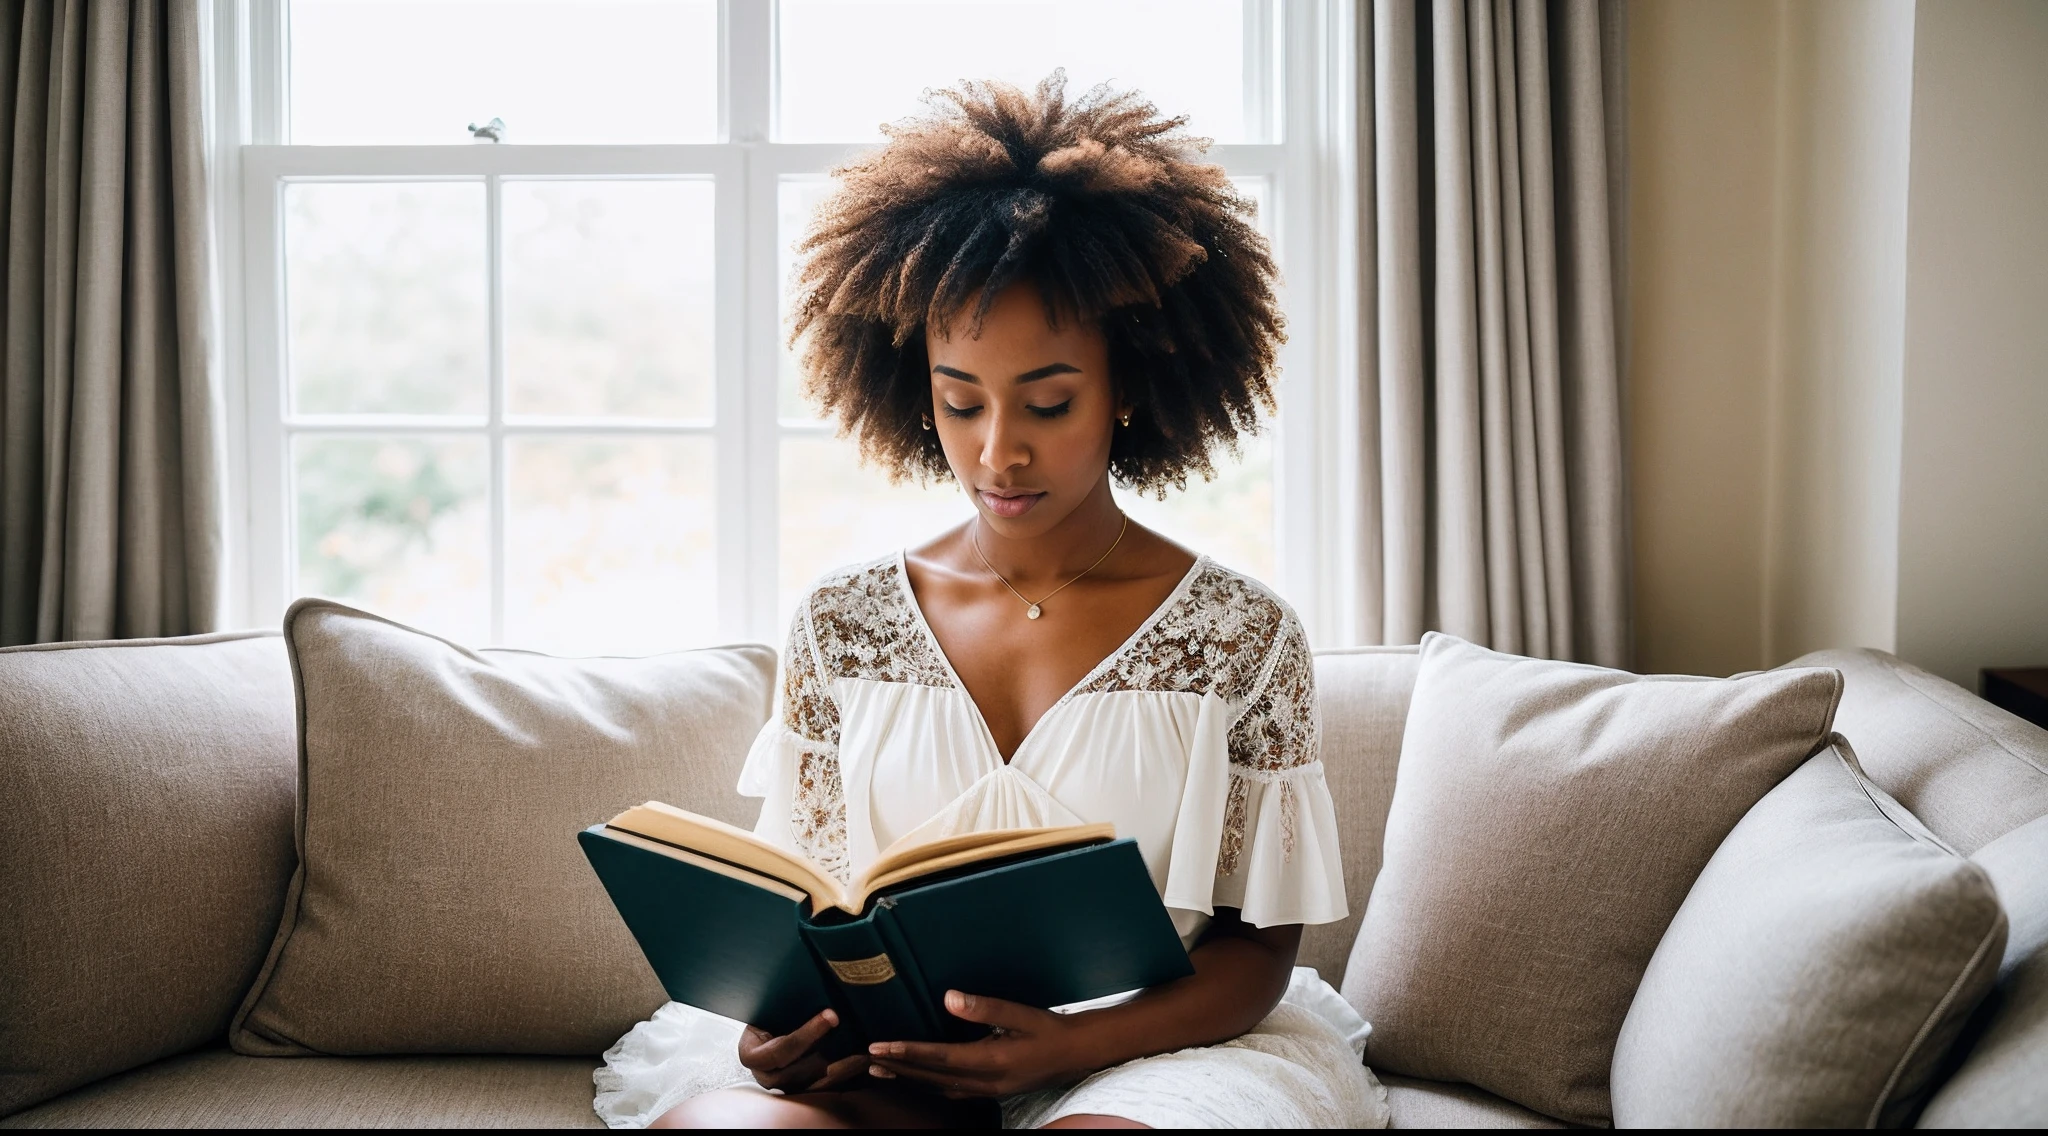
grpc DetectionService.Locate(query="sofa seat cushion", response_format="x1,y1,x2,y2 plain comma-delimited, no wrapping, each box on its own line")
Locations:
0,1049,603,1129
1380,1075,1569,1129
1790,648,2048,853
0,632,298,1117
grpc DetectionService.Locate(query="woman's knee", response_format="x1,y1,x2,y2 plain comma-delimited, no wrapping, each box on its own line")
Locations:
648,1087,846,1129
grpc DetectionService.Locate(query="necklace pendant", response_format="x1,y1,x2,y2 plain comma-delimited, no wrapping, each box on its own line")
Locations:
1026,604,1043,620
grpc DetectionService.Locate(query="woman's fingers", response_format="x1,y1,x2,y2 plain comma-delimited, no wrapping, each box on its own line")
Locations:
805,1053,871,1092
866,1057,1000,1095
941,989,1050,1033
867,1038,1002,1074
739,1009,839,1071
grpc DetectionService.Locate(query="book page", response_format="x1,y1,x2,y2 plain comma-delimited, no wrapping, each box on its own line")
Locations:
606,802,847,911
849,823,1116,911
597,828,810,904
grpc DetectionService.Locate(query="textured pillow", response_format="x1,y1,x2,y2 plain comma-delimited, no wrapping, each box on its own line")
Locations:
230,600,774,1056
1611,740,2006,1127
1916,812,2048,1127
1340,633,1841,1125
0,633,297,1117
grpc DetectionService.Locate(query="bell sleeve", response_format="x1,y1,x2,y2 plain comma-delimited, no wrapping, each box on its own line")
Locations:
736,602,848,884
1208,617,1348,928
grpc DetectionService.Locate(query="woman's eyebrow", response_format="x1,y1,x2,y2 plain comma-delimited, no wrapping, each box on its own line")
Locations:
928,362,1082,385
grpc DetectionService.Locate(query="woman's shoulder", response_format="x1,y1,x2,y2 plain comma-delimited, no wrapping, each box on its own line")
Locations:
788,553,952,687
1086,557,1306,703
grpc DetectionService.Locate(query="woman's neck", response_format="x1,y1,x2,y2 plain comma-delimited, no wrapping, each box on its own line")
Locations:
972,477,1126,589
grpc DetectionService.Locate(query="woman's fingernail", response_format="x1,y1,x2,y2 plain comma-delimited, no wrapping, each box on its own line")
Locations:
869,1066,895,1079
822,1010,838,1026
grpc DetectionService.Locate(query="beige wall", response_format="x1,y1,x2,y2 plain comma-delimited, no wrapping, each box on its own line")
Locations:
1625,0,1779,677
1628,0,2047,685
1894,0,2048,685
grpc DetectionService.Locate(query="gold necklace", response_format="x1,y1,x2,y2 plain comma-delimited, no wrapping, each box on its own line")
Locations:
971,513,1130,620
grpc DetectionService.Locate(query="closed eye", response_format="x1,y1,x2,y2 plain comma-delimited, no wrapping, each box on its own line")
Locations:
1027,401,1073,419
940,402,982,418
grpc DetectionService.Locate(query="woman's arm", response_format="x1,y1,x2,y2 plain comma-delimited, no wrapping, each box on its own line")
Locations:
864,907,1300,1097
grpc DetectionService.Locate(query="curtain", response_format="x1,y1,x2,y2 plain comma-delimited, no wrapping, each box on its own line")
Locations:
0,0,219,645
1355,0,1629,667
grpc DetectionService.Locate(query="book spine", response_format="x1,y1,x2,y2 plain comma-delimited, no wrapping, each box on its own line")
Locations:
800,913,943,1043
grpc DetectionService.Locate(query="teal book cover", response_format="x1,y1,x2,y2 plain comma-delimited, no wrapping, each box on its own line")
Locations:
578,829,1193,1045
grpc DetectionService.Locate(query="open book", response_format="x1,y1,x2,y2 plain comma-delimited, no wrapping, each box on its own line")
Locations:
579,802,1192,1044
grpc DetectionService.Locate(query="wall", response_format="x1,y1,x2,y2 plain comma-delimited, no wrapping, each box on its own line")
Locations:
1893,0,2048,684
1627,0,2047,686
1625,0,1779,677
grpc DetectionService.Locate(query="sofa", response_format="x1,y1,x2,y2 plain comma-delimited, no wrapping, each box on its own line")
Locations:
1,618,2043,1128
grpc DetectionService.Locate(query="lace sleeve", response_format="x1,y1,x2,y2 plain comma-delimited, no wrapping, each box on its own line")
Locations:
781,608,848,883
1218,617,1320,877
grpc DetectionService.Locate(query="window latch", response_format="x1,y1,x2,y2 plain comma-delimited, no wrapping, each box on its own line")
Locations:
467,117,507,144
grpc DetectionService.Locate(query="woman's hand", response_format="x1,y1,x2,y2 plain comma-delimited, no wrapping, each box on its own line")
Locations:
864,990,1091,1098
738,1009,869,1092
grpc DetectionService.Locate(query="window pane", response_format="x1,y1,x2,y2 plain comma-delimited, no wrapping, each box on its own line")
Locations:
777,0,1267,143
506,436,717,654
778,434,965,627
1122,430,1274,582
286,181,488,416
778,176,836,420
294,435,490,642
289,0,718,144
504,180,716,420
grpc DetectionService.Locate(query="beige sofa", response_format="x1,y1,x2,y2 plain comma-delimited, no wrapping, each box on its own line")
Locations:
1,632,2043,1128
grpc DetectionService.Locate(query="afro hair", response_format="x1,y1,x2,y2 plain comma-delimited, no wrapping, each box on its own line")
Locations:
788,72,1285,494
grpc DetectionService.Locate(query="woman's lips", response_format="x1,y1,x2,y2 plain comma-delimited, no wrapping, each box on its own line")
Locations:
979,490,1045,518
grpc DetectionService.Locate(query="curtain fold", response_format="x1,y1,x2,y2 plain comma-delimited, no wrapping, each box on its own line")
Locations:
0,0,218,645
1356,0,1628,667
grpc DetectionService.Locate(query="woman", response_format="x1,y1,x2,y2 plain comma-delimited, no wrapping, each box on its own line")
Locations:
595,75,1387,1130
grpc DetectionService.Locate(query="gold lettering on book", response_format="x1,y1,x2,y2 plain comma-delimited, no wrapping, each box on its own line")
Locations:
827,953,897,985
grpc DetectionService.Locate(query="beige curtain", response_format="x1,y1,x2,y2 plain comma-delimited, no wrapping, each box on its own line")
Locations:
0,0,218,645
1356,0,1629,667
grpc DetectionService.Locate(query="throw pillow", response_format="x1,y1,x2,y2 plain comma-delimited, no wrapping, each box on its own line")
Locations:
230,600,775,1056
1915,812,2048,1126
1340,633,1841,1125
1610,739,2006,1127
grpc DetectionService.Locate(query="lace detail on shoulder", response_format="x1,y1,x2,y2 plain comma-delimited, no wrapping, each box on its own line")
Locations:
1217,606,1319,877
777,611,848,882
805,557,953,689
1073,563,1288,703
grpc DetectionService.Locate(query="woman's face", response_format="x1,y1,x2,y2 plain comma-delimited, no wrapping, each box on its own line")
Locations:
925,283,1124,540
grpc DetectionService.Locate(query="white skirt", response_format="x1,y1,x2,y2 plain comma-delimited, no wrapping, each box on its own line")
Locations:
593,968,1390,1129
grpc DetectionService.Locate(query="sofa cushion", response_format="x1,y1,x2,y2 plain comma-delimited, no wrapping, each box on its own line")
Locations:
1341,633,1841,1126
0,632,298,1118
1300,646,1419,982
1791,648,2048,853
1917,812,2048,1127
1611,740,2005,1127
0,1048,603,1129
1380,1075,1568,1129
229,600,775,1057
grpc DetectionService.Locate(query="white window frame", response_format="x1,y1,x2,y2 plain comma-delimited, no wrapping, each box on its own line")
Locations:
203,0,1357,647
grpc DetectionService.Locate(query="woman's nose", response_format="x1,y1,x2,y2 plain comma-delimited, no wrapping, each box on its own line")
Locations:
979,405,1030,473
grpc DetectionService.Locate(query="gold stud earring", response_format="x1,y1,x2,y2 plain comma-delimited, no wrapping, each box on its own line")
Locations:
921,414,934,431
1118,412,1133,427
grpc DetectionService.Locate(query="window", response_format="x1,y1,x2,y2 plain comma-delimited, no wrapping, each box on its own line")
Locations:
219,0,1342,652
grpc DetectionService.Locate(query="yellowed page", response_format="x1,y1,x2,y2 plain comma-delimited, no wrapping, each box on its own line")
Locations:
596,828,810,904
606,801,847,912
848,823,1115,911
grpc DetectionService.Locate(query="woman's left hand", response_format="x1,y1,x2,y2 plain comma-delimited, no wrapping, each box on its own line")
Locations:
865,990,1093,1098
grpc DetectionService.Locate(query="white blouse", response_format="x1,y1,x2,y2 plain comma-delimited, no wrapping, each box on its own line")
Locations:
738,552,1346,947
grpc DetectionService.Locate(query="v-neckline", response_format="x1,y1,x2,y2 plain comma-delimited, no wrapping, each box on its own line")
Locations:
893,549,1208,767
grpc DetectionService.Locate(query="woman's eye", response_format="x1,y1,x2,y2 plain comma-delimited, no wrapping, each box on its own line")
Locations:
940,403,982,419
1026,401,1073,419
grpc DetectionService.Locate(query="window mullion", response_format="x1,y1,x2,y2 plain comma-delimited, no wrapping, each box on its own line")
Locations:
722,0,774,143
486,173,508,644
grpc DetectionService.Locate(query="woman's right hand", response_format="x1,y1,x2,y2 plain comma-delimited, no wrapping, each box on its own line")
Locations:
738,1008,868,1092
